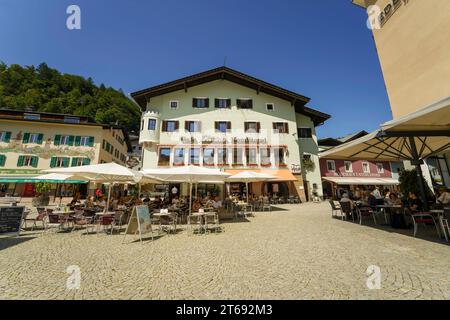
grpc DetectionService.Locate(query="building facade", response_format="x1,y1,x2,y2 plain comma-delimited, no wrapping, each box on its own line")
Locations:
0,109,131,197
131,67,330,201
353,0,450,190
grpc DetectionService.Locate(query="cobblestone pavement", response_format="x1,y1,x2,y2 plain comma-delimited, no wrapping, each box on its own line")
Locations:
0,202,449,300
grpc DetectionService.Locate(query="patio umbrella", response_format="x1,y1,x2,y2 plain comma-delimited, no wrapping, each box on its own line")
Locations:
44,162,161,211
226,171,277,203
143,166,231,214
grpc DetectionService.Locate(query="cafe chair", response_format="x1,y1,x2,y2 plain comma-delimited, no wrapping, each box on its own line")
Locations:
204,212,221,233
329,201,344,220
357,206,377,225
411,213,441,238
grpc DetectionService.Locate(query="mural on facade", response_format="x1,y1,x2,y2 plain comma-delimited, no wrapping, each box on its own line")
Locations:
0,131,95,160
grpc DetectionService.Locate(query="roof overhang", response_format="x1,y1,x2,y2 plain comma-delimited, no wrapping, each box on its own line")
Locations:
323,177,399,185
351,0,377,9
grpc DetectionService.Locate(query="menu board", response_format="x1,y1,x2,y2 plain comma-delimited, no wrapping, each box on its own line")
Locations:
123,205,153,243
0,206,25,236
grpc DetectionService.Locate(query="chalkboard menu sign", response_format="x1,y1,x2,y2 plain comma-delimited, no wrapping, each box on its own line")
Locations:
0,206,25,236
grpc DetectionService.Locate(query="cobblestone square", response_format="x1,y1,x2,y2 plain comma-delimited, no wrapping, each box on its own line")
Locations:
0,202,448,300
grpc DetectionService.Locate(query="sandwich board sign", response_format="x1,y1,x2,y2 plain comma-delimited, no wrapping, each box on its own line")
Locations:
123,205,153,244
0,206,25,237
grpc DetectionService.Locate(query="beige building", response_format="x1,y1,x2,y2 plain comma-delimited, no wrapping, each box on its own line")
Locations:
0,109,131,197
131,67,330,201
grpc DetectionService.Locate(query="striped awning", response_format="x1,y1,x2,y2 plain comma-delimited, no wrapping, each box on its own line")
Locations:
323,177,399,186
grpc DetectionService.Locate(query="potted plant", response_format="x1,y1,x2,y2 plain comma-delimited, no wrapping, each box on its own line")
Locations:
32,182,52,207
302,158,316,173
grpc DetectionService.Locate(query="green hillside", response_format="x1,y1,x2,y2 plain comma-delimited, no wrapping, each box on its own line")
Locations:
0,62,141,132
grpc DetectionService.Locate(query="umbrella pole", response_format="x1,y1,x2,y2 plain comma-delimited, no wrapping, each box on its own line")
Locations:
54,183,58,203
246,182,249,203
189,182,192,215
106,183,112,213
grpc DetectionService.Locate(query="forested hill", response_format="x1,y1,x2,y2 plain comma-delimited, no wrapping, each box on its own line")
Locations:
0,62,141,132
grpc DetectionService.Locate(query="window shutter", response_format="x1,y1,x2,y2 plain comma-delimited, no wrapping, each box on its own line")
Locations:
256,122,261,133
31,156,39,168
214,99,219,108
83,158,91,166
68,136,75,146
192,98,198,108
50,156,57,168
284,123,289,134
71,157,78,167
248,100,253,108
205,98,210,108
197,121,201,132
88,136,95,147
4,132,11,143
227,99,231,108
75,136,81,146
272,123,277,132
244,122,249,132
37,134,44,144
162,121,167,132
17,155,24,167
214,122,219,131
227,122,231,131
54,135,61,146
63,157,70,167
175,121,179,131
0,154,6,167
22,133,30,143
185,121,189,131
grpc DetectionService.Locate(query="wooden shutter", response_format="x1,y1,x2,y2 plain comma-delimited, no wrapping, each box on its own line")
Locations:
162,121,167,132
17,155,24,167
37,134,44,144
31,156,39,168
192,98,198,108
71,157,78,167
3,132,11,143
272,123,277,132
68,136,75,146
227,122,231,131
227,99,231,108
175,121,179,131
205,98,209,108
83,158,91,166
185,121,189,131
50,156,57,168
88,136,95,147
284,123,289,134
63,157,70,168
244,122,249,132
256,122,261,133
0,154,6,167
214,99,219,108
54,135,61,146
22,133,30,143
215,122,219,131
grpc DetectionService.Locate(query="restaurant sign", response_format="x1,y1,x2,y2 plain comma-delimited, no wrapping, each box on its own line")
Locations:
0,206,25,237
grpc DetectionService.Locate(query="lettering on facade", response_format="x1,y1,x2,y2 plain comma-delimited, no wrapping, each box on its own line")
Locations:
367,0,409,30
180,136,268,145
291,164,302,174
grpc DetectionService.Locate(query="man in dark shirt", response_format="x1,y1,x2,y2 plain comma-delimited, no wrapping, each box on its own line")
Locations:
408,192,423,212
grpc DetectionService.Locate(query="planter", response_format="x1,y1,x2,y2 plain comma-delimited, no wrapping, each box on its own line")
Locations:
32,194,50,207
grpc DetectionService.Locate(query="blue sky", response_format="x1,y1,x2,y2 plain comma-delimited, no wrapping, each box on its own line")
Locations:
0,0,392,138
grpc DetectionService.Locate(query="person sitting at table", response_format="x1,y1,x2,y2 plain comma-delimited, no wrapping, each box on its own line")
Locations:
192,199,202,212
152,195,162,207
172,196,180,205
85,196,95,208
211,196,222,209
69,192,81,206
436,187,450,205
407,192,423,213
386,193,402,206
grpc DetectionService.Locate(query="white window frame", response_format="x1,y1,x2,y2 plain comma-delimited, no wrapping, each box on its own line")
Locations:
74,158,85,167
60,135,71,145
169,100,179,110
55,157,66,168
344,161,353,173
29,133,40,144
266,103,275,112
362,161,370,174
0,132,6,141
193,97,208,109
186,120,200,133
23,156,33,167
376,163,384,174
79,136,90,146
326,160,336,172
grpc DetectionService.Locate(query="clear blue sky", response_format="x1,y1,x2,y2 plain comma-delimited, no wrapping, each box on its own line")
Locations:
0,0,392,139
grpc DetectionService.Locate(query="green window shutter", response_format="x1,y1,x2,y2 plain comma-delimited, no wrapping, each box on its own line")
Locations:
0,154,6,167
63,157,70,167
83,158,91,166
88,136,95,147
22,133,30,144
17,155,24,167
31,156,39,168
37,134,44,144
68,136,75,146
75,136,81,146
71,157,78,167
50,156,57,168
4,132,11,143
54,135,61,146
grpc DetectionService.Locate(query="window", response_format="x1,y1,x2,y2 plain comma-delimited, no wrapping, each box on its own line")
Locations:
102,140,106,150
17,155,38,167
141,120,144,130
185,121,200,133
22,133,43,144
215,121,231,133
266,103,274,111
158,148,171,166
24,113,40,120
303,154,312,162
169,101,179,109
0,154,6,167
344,161,353,173
244,122,260,133
193,98,209,108
362,161,370,173
55,135,74,146
215,98,231,109
274,148,286,166
217,148,227,165
148,119,156,130
260,148,271,166
203,148,215,166
162,120,179,132
246,148,257,165
326,160,336,172
237,99,253,109
297,128,312,138
233,148,244,166
190,148,200,165
72,157,90,167
0,131,11,143
64,116,80,124
376,163,384,174
173,148,185,166
273,122,289,134
50,156,69,168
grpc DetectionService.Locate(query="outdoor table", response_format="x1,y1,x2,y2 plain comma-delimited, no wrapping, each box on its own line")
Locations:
51,210,75,229
376,205,403,225
429,210,448,241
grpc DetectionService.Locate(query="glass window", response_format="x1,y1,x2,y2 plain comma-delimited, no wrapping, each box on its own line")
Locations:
186,121,200,133
246,148,257,165
64,116,80,124
376,163,384,174
245,122,259,133
158,148,171,166
216,121,230,133
344,161,353,172
173,148,184,165
237,99,253,109
80,136,90,146
24,113,40,120
326,160,336,172
190,148,200,165
233,148,244,166
274,148,286,165
60,135,71,145
260,148,271,166
215,98,230,108
217,148,227,165
148,119,156,130
362,162,370,173
193,98,208,108
266,103,274,111
164,121,177,132
203,148,215,166
298,128,312,138
169,101,179,109
29,133,40,144
273,122,289,134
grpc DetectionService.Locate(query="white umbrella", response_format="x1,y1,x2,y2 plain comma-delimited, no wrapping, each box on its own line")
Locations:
226,171,277,203
44,163,161,211
143,166,231,214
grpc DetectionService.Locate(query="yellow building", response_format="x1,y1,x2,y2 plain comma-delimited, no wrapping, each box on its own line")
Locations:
0,109,131,197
